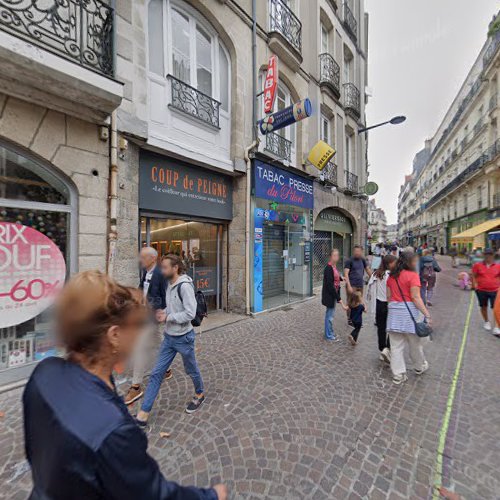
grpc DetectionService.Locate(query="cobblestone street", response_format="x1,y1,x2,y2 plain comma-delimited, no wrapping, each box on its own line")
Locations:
1,257,499,499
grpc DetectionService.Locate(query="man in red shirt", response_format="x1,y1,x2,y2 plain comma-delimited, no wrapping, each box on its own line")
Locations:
472,248,500,336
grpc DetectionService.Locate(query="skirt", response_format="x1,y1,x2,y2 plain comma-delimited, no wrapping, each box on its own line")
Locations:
387,302,423,335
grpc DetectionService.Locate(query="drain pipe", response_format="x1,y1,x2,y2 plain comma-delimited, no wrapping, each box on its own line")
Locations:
107,110,118,276
244,0,258,315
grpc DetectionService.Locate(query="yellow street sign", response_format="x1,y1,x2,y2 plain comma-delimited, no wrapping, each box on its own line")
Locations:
307,140,336,171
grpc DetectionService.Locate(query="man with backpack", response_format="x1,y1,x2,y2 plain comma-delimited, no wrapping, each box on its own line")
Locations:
136,254,208,427
418,248,441,306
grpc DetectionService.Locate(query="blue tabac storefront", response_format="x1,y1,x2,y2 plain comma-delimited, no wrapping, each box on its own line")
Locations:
252,160,314,312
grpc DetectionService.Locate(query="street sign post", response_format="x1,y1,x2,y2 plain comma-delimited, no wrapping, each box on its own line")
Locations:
263,55,278,114
258,98,312,135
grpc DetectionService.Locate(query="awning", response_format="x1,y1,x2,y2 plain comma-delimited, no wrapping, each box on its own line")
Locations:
488,230,500,241
451,218,500,243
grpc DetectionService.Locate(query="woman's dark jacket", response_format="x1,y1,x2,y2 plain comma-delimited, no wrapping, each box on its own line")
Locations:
321,264,342,308
23,357,217,500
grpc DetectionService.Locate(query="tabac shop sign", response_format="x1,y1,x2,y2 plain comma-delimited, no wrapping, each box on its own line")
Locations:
254,160,313,209
139,151,233,220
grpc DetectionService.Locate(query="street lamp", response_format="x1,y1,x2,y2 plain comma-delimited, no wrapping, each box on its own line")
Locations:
358,115,406,133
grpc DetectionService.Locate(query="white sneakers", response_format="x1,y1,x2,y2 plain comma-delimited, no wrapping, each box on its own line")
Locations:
414,360,429,375
484,321,492,331
493,327,500,336
380,348,391,364
392,373,408,385
484,322,500,336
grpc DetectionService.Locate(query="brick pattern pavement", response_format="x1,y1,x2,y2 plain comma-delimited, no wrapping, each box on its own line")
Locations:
0,256,499,499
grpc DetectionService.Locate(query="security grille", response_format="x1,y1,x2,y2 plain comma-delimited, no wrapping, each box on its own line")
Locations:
313,231,332,286
263,224,285,297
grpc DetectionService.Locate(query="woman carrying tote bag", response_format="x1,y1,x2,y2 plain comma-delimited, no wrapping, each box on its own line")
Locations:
386,251,432,385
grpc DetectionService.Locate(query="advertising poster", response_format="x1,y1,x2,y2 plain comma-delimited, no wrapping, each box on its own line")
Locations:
193,267,216,296
0,222,66,328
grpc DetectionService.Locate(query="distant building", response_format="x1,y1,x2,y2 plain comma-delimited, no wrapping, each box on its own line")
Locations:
368,199,388,244
386,224,398,243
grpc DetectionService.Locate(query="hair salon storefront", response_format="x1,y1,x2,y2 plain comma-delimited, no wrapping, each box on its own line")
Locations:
139,150,233,311
251,160,314,313
313,208,353,286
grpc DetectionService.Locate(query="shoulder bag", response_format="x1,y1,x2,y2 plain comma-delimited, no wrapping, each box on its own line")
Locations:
395,277,433,338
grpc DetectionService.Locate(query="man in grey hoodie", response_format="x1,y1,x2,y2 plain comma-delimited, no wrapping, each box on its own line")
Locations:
136,254,205,425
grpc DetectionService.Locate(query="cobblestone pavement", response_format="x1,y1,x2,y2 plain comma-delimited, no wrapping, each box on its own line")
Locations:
1,257,499,499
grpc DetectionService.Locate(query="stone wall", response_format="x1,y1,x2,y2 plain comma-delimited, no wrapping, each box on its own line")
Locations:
0,94,109,274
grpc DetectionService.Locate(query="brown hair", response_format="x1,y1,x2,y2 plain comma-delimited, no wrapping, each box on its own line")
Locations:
162,253,186,274
348,291,362,309
56,271,145,359
374,254,398,280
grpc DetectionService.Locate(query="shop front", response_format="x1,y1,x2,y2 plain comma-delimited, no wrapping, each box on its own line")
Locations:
251,160,313,313
447,209,489,251
139,151,233,311
0,142,76,386
313,208,353,286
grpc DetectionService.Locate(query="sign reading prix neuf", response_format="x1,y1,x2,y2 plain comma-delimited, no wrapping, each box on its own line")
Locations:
0,222,66,329
254,160,313,209
139,151,233,220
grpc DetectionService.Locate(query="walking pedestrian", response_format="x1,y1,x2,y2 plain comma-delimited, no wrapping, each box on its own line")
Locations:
136,254,207,426
344,245,372,297
367,255,398,363
448,243,458,268
321,249,343,342
372,243,382,270
386,251,432,385
124,247,171,405
22,271,226,500
342,291,366,345
419,249,442,306
471,248,500,335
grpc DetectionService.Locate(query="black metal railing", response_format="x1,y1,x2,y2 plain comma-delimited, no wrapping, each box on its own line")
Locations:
343,2,357,40
265,131,292,161
319,53,341,97
269,0,302,53
427,139,500,209
322,161,338,185
493,192,500,208
0,0,114,76
483,30,500,69
345,171,358,193
343,83,360,117
168,75,220,128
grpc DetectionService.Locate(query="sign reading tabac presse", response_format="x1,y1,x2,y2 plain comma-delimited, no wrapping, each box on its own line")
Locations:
263,55,278,114
139,151,233,220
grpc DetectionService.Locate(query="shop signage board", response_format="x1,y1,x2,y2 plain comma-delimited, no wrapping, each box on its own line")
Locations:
193,267,216,296
0,222,66,329
263,55,278,113
258,98,312,135
139,151,233,220
254,160,313,209
307,140,336,171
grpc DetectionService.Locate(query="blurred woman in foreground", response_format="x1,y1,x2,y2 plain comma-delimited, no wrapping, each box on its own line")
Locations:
23,271,226,500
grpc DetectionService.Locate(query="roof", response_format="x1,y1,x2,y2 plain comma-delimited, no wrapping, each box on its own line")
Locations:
451,218,500,241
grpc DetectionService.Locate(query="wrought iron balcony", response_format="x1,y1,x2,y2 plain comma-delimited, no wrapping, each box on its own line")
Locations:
483,30,500,69
168,75,220,128
343,2,357,40
264,131,292,162
343,83,360,117
319,53,341,98
0,0,114,77
321,161,338,185
269,0,302,53
344,171,358,193
493,192,500,208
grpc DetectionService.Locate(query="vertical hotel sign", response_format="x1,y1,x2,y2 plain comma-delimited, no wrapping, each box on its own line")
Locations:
0,223,66,328
139,151,233,220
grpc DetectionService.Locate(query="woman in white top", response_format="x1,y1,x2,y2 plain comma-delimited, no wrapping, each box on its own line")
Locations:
367,255,398,363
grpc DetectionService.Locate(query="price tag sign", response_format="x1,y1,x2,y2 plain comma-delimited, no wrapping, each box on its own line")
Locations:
0,222,66,328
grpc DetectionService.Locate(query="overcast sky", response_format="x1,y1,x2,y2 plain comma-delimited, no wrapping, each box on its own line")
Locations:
365,0,498,224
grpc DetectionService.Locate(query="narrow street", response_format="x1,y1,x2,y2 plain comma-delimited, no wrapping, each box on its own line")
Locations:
0,256,498,499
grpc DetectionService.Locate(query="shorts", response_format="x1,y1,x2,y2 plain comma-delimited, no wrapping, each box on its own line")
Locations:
476,290,497,308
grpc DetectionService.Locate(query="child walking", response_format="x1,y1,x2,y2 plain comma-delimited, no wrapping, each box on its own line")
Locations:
343,291,365,345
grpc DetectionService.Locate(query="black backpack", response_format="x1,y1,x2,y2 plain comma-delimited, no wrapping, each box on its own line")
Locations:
177,282,208,327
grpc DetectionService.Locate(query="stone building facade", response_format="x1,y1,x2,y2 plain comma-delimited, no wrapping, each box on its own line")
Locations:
398,15,500,251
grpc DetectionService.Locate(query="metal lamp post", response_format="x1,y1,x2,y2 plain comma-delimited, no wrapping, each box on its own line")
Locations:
358,115,406,134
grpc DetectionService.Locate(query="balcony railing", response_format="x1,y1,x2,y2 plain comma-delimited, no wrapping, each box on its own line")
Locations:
483,30,500,69
168,75,220,128
264,131,292,162
0,0,114,77
319,53,341,98
269,0,302,53
322,161,338,185
427,139,500,209
343,83,360,117
489,93,498,112
343,2,357,40
493,192,500,208
345,171,358,193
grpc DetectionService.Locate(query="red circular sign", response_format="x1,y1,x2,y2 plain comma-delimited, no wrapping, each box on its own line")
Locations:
0,222,66,328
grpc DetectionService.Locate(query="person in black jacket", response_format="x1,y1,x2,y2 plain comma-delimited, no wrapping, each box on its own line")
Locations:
322,249,344,342
23,270,227,500
125,247,169,405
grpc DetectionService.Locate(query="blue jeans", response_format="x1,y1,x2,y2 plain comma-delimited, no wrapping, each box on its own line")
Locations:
324,307,336,340
141,330,204,412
